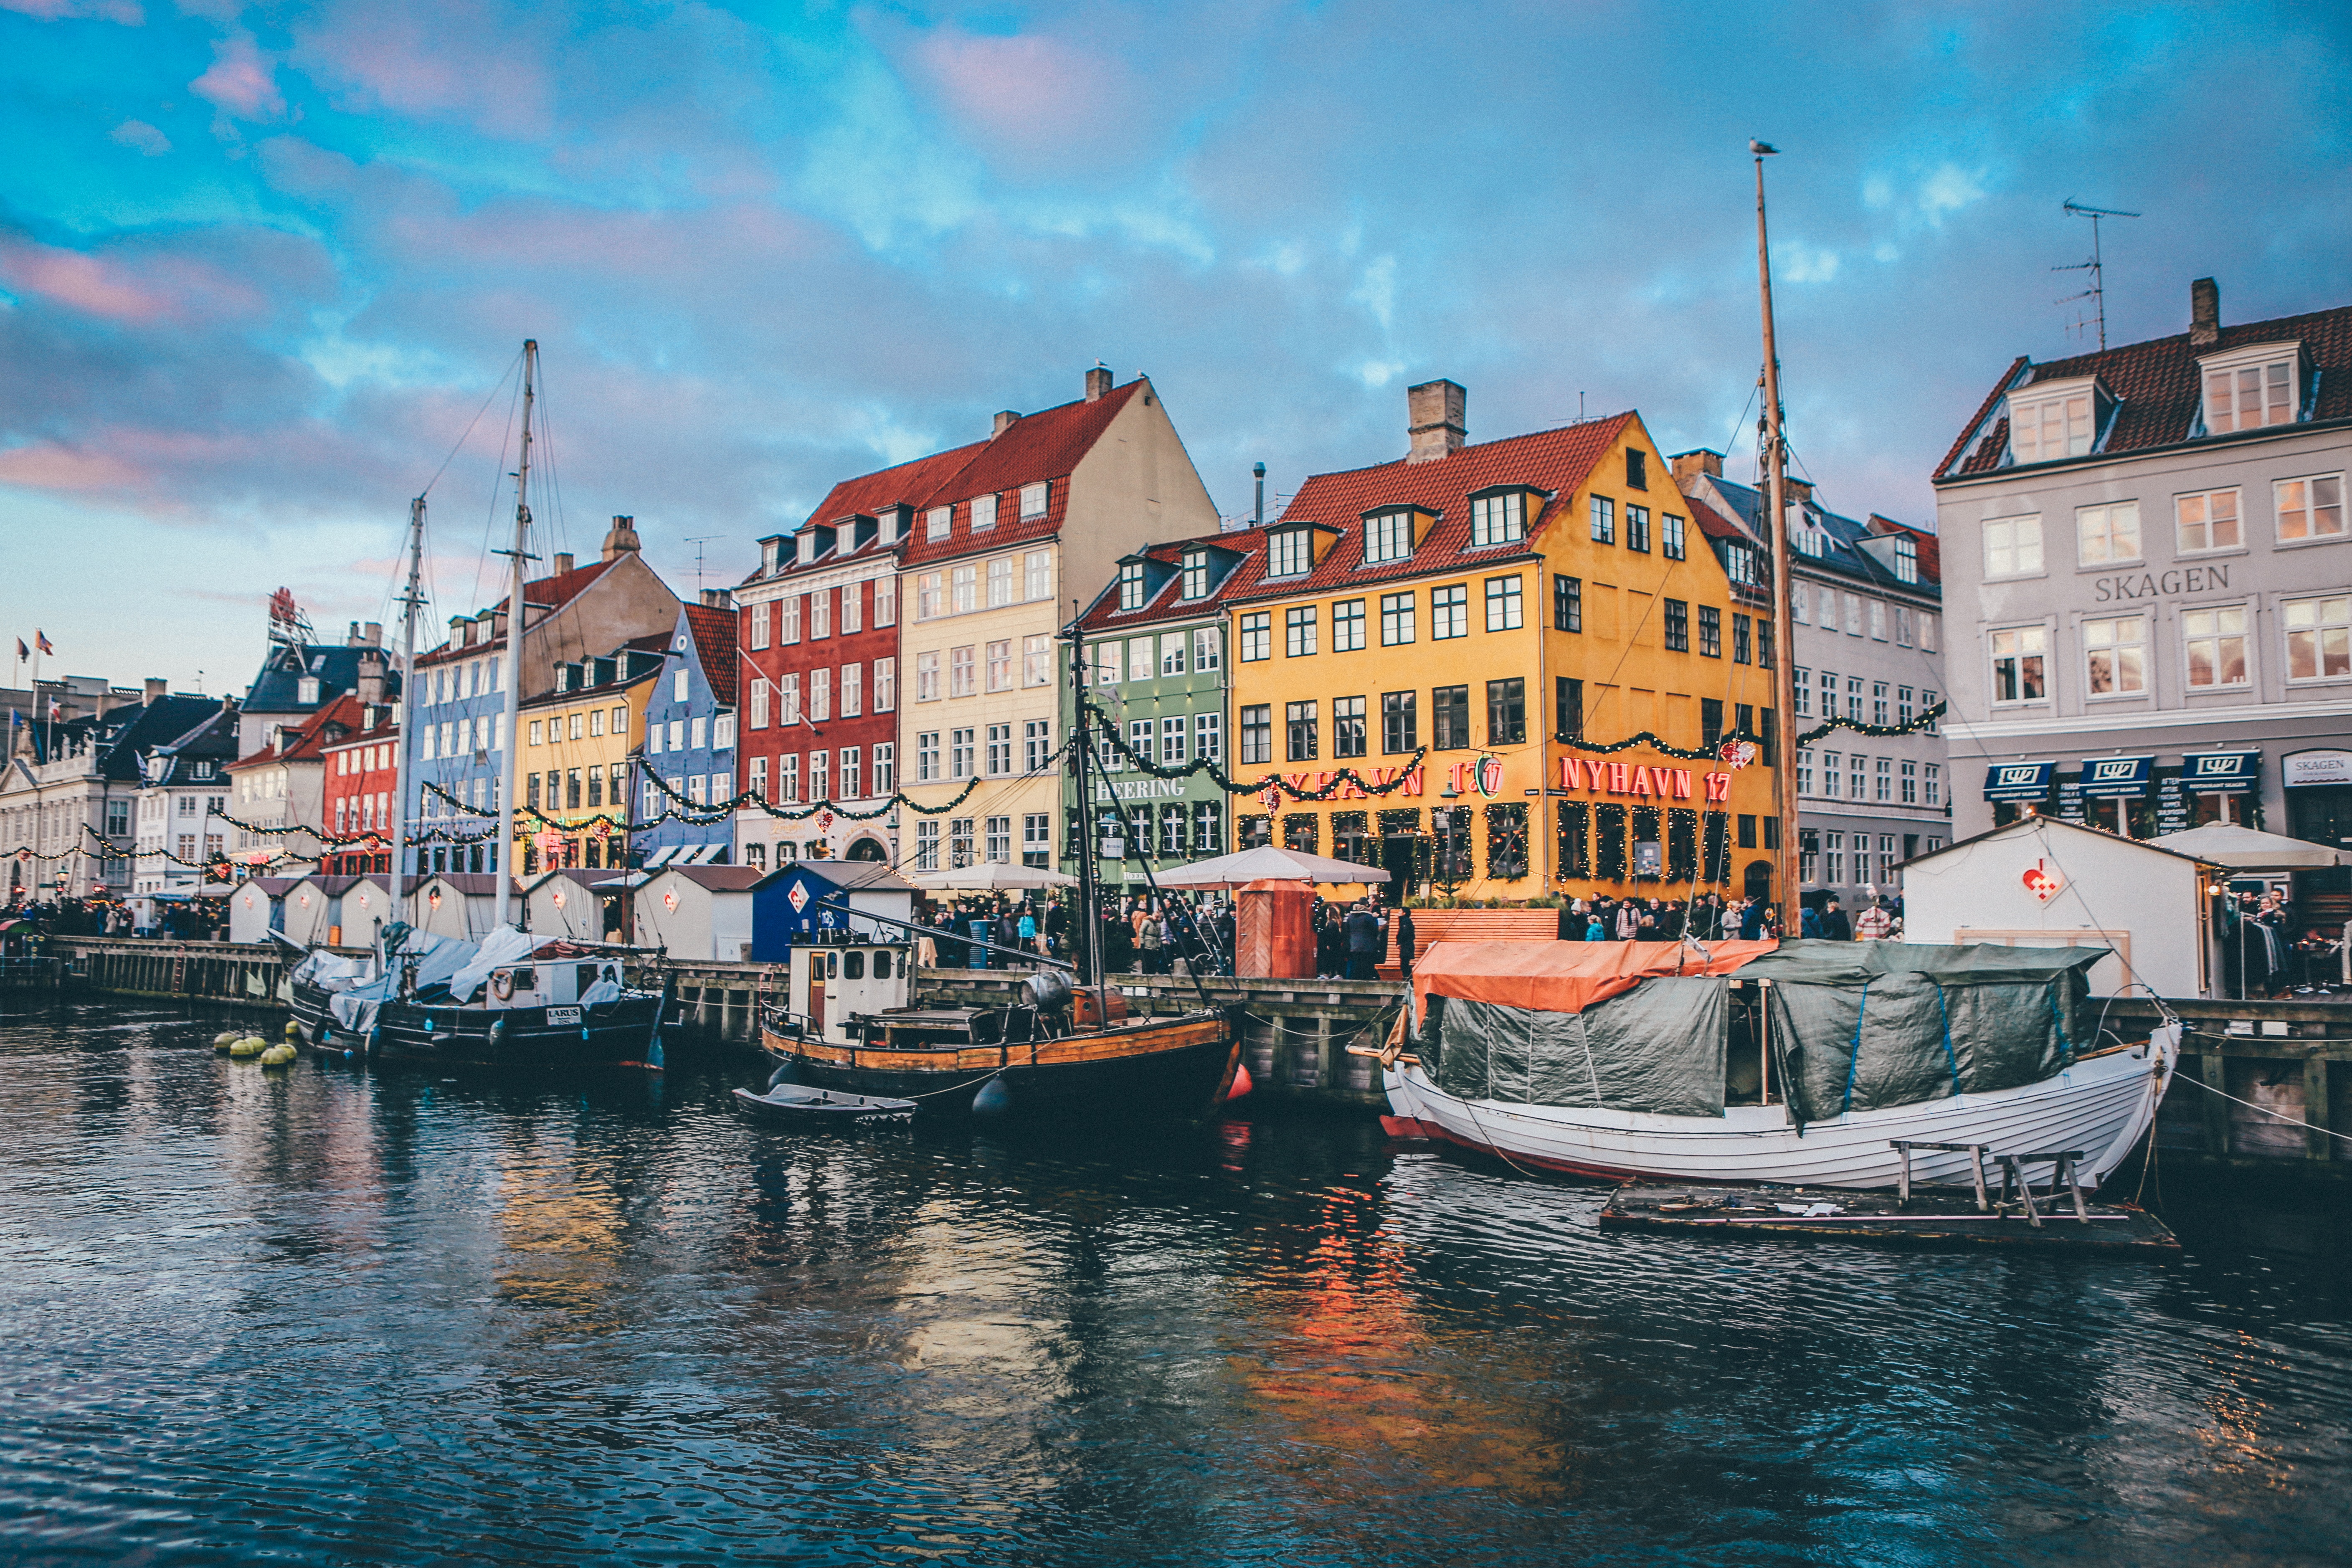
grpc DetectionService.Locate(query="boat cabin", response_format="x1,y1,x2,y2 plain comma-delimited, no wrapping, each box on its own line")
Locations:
784,938,914,1044
483,955,628,1011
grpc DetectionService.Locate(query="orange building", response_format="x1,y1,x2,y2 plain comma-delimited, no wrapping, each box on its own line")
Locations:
1224,380,1783,904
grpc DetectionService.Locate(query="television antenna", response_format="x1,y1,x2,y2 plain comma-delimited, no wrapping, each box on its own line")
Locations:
2054,199,2140,351
682,536,722,596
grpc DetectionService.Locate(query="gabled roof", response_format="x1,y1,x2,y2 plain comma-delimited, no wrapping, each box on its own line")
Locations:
1698,475,1940,597
228,692,363,771
1226,416,1631,602
897,379,1150,569
1076,529,1268,634
243,641,398,713
415,559,618,668
679,604,738,708
1935,299,2352,480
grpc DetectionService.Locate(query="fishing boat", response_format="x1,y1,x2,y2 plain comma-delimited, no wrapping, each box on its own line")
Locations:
1377,937,2176,1189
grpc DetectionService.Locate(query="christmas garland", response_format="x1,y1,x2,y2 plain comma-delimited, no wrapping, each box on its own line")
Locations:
1082,699,1430,802
1556,702,1945,759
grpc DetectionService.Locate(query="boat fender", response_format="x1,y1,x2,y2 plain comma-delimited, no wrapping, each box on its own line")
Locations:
971,1076,1014,1120
1227,1063,1254,1101
767,1059,801,1091
283,1021,302,1039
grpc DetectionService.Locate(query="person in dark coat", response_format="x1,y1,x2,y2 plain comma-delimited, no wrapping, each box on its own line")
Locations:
1314,908,1344,978
1820,898,1853,941
1343,902,1383,981
1737,897,1767,941
1396,907,1417,980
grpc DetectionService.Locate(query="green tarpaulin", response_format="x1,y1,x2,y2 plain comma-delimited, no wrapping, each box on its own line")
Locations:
1430,979,1728,1117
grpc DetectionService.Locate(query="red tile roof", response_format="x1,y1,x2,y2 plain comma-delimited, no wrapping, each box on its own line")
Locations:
681,603,739,708
1867,515,1943,584
1936,301,2352,479
1225,415,1632,602
1076,529,1270,633
898,380,1148,570
416,559,617,667
1686,492,1746,543
228,692,364,770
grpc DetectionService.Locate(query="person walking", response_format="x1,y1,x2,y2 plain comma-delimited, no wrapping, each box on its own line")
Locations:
1855,897,1894,941
1800,901,1823,939
1396,906,1417,980
1138,913,1163,975
1614,898,1642,941
1737,896,1767,941
1343,901,1384,981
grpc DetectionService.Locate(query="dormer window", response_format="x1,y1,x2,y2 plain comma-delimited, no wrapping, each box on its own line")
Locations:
1267,528,1313,578
1181,549,1210,600
761,538,782,574
2200,342,2303,434
1364,510,1415,565
1892,536,1918,584
971,494,998,531
926,505,952,541
798,531,819,565
1468,488,1532,547
1117,561,1147,611
1020,482,1049,519
297,676,321,705
2007,375,2110,464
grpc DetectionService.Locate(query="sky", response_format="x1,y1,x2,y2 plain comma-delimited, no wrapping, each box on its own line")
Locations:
3,0,2349,697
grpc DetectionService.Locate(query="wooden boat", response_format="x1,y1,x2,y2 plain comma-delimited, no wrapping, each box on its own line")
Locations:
732,1083,915,1125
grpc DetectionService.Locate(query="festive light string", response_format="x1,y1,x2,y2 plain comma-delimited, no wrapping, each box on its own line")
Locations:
1081,698,1431,800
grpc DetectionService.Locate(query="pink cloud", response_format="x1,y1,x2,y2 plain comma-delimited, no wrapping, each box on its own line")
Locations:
0,239,170,322
0,442,145,492
291,3,554,140
0,235,285,325
190,34,284,120
910,27,1153,173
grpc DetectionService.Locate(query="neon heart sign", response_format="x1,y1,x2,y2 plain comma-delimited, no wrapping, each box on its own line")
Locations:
2022,859,2065,903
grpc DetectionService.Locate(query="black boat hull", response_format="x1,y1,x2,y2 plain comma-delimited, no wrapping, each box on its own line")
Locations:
293,978,667,1070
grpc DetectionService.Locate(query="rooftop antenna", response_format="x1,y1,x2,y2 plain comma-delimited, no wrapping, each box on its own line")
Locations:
683,536,721,597
2055,199,2140,351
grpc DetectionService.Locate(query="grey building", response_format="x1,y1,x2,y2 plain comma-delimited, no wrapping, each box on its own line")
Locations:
1675,452,1951,907
1933,279,2352,863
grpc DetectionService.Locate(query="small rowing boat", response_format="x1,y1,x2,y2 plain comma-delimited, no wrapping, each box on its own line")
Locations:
732,1083,915,1125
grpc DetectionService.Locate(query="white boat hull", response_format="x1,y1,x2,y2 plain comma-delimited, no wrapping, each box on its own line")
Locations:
1384,1025,2177,1191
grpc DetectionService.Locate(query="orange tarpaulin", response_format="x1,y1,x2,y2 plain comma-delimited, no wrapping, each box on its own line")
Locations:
1411,937,1778,1019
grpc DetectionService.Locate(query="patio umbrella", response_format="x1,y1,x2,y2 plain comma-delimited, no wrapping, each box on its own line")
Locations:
1152,844,1391,890
2148,821,2341,870
910,862,1080,891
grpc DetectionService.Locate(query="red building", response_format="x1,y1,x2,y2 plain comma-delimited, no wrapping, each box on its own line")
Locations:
321,702,400,875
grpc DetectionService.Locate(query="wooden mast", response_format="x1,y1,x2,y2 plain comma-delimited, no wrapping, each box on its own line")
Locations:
1067,612,1110,1021
492,340,536,930
389,497,424,925
1753,143,1803,939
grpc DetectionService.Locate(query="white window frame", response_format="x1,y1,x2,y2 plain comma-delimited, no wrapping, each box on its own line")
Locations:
1020,481,1049,519
2075,502,2141,567
2181,602,2252,691
1469,490,1524,547
926,505,952,540
1982,514,2043,579
2197,342,2301,435
1267,529,1311,578
2283,593,2352,684
2081,613,2149,699
2274,473,2346,546
1989,624,2050,706
1364,509,1415,564
2175,488,2243,555
1193,626,1222,672
971,493,998,532
2007,384,2097,464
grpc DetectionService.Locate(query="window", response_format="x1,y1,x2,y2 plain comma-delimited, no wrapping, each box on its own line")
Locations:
1364,510,1414,564
1868,600,1887,641
971,493,997,532
1333,598,1366,651
874,742,895,793
1022,813,1051,868
2175,489,2240,553
875,575,897,626
1845,676,1863,721
1240,704,1272,765
2010,390,2095,463
1825,831,1845,885
1432,584,1467,639
1663,513,1685,560
1850,754,1867,802
2276,475,2344,542
1990,626,2049,703
950,727,975,779
949,646,975,698
1901,759,1918,804
951,565,977,614
1698,605,1721,658
1285,702,1318,761
986,815,1014,864
1486,678,1525,745
1663,599,1689,651
1118,560,1147,610
915,732,938,783
1924,765,1941,806
1871,682,1889,726
1239,613,1271,661
1285,605,1318,657
1701,698,1724,750
2182,605,2250,689
1023,635,1052,688
912,651,939,703
1181,549,1210,600
2083,615,2149,697
528,719,544,747
837,666,861,719
986,723,1011,776
1626,448,1647,490
1025,551,1051,601
1733,614,1752,665
1896,606,1914,647
1021,481,1049,519
1797,749,1814,796
1194,626,1221,671
1382,691,1418,753
808,669,829,723
1195,712,1222,761
1554,575,1582,632
1192,800,1224,856
926,505,952,540
986,556,1015,609
1160,715,1188,766
1554,677,1582,741
1470,490,1524,546
1589,495,1614,545
1626,505,1650,554
873,656,895,712
1484,575,1522,632
811,589,832,640
750,601,771,650
1333,696,1366,758
1380,592,1416,646
837,747,859,799
1896,686,1913,727
1432,685,1470,749
2285,595,2352,681
985,639,1012,693
1128,638,1153,683
1267,529,1311,578
1984,515,2043,576
1876,757,1893,803
914,819,939,871
2202,356,2294,433
1024,720,1051,774
915,573,942,621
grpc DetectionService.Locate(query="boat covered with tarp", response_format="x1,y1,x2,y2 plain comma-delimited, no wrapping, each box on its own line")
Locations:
1380,938,2175,1190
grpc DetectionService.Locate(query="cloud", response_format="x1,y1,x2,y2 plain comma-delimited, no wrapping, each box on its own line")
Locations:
288,0,554,140
190,34,284,121
0,238,170,321
912,27,1146,173
109,118,170,155
0,0,142,21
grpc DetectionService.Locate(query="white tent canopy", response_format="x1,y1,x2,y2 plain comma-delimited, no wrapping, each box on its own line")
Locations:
2149,821,2341,870
1153,844,1391,890
910,863,1078,891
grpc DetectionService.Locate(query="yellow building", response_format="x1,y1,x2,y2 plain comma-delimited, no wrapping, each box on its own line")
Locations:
1226,380,1783,904
513,641,665,874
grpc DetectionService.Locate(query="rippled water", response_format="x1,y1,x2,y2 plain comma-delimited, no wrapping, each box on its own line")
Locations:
1,998,2347,1565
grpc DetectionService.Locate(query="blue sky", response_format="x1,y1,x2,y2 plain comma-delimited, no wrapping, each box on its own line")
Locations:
4,0,2349,694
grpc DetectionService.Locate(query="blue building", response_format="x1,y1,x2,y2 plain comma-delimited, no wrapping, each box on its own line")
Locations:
634,595,740,868
748,860,918,959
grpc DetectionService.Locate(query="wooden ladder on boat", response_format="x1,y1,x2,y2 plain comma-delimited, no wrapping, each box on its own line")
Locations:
1890,1140,2091,1227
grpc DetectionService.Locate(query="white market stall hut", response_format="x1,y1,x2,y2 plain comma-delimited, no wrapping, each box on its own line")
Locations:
630,866,764,961
411,873,520,942
1899,815,2218,998
276,874,398,948
227,877,299,944
525,868,631,942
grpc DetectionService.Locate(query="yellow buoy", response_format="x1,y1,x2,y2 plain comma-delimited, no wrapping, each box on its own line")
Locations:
229,1036,267,1058
213,1031,239,1051
261,1044,299,1066
283,1021,302,1038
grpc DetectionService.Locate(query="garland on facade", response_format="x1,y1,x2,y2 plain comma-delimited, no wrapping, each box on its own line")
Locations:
64,826,323,871
1082,698,1431,802
419,756,1017,841
1555,701,1945,759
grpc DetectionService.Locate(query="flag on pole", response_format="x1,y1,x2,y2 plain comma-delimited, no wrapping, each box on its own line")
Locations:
13,639,25,661
35,631,53,655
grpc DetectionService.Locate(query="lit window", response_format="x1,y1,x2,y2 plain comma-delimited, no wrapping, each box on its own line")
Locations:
2202,357,2294,433
1285,606,1318,657
1380,592,1415,645
1990,626,2049,703
1333,599,1366,651
2083,615,2148,697
1432,585,1467,640
2076,503,2140,565
2285,595,2352,681
1238,613,1271,661
1984,515,2043,576
2183,606,2250,688
1267,529,1311,578
1469,491,1524,547
1364,510,1415,564
1483,575,1522,631
2276,475,2345,542
2010,391,2094,462
2175,490,2241,553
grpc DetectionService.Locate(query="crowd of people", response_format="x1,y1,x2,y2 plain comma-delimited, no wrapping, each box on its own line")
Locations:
910,890,1240,977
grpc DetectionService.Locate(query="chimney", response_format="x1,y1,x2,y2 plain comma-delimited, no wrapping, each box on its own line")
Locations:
2190,277,2220,348
1781,476,1815,506
699,588,732,609
602,516,641,561
1407,379,1467,463
144,677,167,705
363,621,382,646
347,621,362,646
993,410,1022,437
356,653,386,707
1085,365,1113,402
1253,462,1266,526
1670,449,1723,486
551,552,575,575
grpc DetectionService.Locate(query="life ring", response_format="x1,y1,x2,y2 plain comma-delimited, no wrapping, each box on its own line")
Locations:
490,969,514,1001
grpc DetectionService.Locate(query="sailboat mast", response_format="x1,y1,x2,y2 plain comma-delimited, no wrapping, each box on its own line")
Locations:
389,496,425,924
493,339,537,929
1067,617,1108,1016
1753,144,1802,938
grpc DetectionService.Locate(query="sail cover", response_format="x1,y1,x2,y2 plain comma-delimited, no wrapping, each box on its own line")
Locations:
1431,980,1730,1116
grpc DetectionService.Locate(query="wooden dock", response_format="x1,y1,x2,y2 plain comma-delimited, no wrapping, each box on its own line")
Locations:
1598,1182,2180,1256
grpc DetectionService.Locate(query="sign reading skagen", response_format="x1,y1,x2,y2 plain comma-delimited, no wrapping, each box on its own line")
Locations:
2284,749,2352,788
2091,563,2228,603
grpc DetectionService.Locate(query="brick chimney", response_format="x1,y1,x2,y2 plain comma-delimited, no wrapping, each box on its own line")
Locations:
993,410,1022,437
347,621,362,645
2190,277,2220,348
551,552,575,575
1085,365,1113,402
144,677,167,705
602,516,641,561
1670,448,1723,486
699,588,733,609
1407,379,1466,463
356,652,386,707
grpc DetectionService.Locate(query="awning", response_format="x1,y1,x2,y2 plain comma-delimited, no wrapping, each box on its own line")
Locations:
643,845,682,867
2180,750,2261,795
1983,760,2056,802
2075,754,2154,800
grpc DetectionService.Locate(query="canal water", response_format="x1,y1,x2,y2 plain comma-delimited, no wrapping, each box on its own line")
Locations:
1,1001,2347,1566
